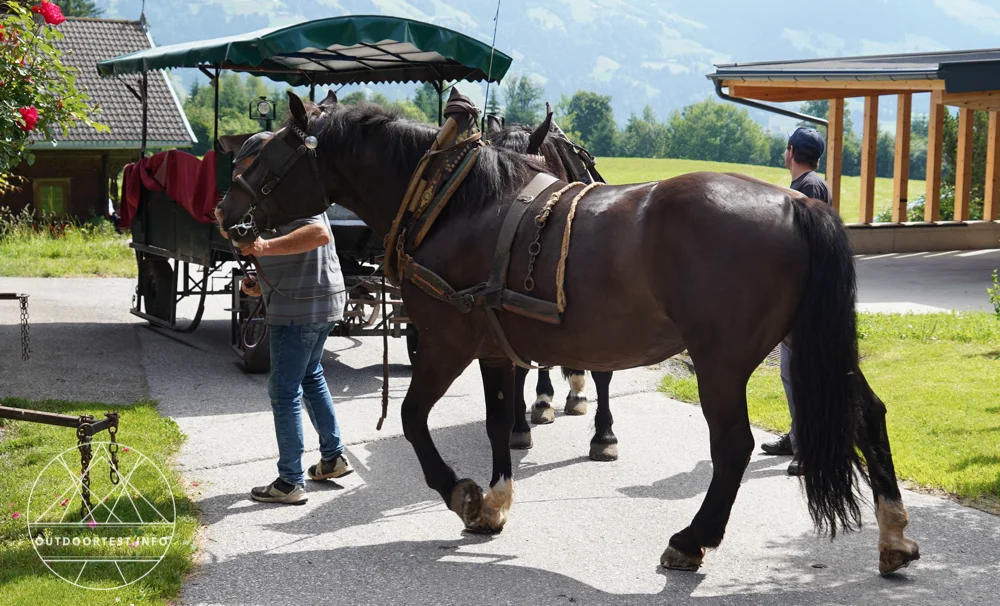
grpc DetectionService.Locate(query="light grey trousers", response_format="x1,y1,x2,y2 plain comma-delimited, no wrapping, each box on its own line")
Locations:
779,342,798,454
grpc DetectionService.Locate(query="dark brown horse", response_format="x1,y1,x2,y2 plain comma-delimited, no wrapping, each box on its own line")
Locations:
486,118,617,461
217,91,920,576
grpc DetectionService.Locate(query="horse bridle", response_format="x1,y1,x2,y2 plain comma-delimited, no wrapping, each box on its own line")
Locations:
230,123,330,238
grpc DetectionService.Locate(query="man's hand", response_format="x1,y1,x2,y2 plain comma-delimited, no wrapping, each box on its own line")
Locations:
241,277,262,297
239,237,270,257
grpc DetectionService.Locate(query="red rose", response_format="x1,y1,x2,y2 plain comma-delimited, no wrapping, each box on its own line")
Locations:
32,2,66,26
19,106,38,132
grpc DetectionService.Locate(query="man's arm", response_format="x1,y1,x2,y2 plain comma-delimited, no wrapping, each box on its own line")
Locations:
239,222,331,257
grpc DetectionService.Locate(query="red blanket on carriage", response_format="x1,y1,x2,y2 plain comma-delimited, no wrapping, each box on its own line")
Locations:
121,150,221,229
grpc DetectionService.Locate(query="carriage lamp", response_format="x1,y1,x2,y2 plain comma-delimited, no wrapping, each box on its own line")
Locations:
250,96,276,121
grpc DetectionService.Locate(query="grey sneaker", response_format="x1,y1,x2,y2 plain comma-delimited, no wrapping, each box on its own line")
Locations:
251,478,308,505
308,454,353,481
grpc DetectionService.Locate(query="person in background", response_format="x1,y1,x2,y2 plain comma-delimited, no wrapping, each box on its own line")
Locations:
760,126,832,477
219,132,353,505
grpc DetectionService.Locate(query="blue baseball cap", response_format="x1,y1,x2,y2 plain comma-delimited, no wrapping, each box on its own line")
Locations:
788,127,825,159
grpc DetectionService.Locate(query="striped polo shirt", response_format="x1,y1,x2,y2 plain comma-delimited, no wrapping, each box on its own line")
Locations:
257,214,346,326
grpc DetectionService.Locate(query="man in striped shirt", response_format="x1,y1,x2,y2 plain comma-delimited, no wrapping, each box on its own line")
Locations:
229,132,353,505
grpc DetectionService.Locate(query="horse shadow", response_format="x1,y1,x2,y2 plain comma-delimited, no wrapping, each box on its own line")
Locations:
617,457,790,501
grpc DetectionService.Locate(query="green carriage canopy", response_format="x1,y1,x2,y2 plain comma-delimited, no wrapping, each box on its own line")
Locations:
96,15,513,86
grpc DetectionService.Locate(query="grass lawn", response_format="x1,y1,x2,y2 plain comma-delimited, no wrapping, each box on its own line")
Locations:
0,219,135,278
0,398,196,605
597,157,925,225
660,312,1000,507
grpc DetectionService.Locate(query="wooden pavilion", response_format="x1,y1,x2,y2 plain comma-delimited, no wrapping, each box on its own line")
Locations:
708,49,1000,249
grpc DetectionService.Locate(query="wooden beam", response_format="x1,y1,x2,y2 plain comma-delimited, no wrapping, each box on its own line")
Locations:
925,99,945,222
985,111,1000,221
729,85,892,103
859,96,879,224
720,78,944,92
940,90,1000,112
892,94,912,223
954,108,975,221
826,98,844,213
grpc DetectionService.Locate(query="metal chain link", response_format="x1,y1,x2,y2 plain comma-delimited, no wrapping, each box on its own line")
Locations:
19,295,29,361
108,422,120,486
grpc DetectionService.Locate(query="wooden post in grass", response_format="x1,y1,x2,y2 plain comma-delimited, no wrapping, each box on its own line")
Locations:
892,94,912,223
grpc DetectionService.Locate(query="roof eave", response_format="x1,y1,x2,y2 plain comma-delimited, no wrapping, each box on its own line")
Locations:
707,69,941,82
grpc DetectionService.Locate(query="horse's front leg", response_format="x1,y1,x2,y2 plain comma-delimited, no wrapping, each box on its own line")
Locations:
510,365,533,449
471,360,517,533
589,371,619,461
400,338,482,526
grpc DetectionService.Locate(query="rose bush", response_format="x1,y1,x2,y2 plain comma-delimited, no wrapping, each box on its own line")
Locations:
0,1,105,193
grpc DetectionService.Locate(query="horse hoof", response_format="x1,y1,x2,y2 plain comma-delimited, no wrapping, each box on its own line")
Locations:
448,479,483,527
511,431,533,450
660,545,705,571
589,442,618,461
564,396,588,416
531,405,555,425
879,539,920,576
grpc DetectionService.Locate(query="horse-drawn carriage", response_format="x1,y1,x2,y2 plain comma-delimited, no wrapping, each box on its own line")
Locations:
100,15,513,372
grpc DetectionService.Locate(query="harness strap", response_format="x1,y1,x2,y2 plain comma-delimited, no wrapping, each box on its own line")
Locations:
484,307,549,370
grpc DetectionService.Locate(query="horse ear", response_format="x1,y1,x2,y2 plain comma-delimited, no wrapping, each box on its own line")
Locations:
318,89,338,109
526,102,553,155
486,114,503,134
287,90,308,126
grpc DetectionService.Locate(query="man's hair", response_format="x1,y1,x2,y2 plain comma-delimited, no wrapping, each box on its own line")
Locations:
790,145,820,170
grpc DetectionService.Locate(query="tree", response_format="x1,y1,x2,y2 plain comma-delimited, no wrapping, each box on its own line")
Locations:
1,1,105,193
54,0,102,17
183,72,280,155
941,108,990,220
485,90,502,119
665,98,768,165
617,106,668,158
557,90,618,156
502,73,545,126
412,81,440,123
340,89,431,124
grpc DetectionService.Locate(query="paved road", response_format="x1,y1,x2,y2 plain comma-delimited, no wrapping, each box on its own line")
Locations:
1,250,999,605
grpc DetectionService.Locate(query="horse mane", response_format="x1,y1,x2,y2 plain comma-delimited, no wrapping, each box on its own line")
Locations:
310,103,550,217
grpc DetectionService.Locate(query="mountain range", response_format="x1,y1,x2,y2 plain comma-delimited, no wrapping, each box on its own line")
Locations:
97,0,1000,133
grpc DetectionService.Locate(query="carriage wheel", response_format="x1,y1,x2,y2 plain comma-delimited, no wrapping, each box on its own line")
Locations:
141,258,174,322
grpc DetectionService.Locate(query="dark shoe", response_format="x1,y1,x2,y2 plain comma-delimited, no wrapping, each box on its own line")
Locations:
761,433,793,456
787,457,804,476
308,454,354,481
251,478,308,505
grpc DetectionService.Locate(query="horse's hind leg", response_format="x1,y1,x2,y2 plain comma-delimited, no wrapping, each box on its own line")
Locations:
511,365,533,449
589,371,618,461
663,361,753,571
854,367,920,575
563,368,588,415
531,369,556,424
473,360,518,533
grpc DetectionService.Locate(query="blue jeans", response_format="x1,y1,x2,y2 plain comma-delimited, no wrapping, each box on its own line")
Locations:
268,321,343,486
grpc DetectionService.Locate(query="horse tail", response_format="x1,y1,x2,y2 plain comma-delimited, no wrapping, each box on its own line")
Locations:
789,199,867,537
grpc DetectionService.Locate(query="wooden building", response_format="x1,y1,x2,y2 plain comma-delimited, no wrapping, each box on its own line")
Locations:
2,18,194,220
709,50,1000,252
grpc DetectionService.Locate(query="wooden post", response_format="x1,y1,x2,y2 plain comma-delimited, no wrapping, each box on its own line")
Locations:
985,111,1000,221
859,95,879,224
925,96,945,222
892,94,912,222
826,98,844,213
954,108,975,221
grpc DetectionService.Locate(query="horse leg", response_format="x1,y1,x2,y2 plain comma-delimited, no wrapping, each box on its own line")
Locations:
853,367,920,575
531,368,556,424
563,367,588,415
400,344,487,530
662,362,753,571
589,371,618,461
473,360,518,533
511,365,534,449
